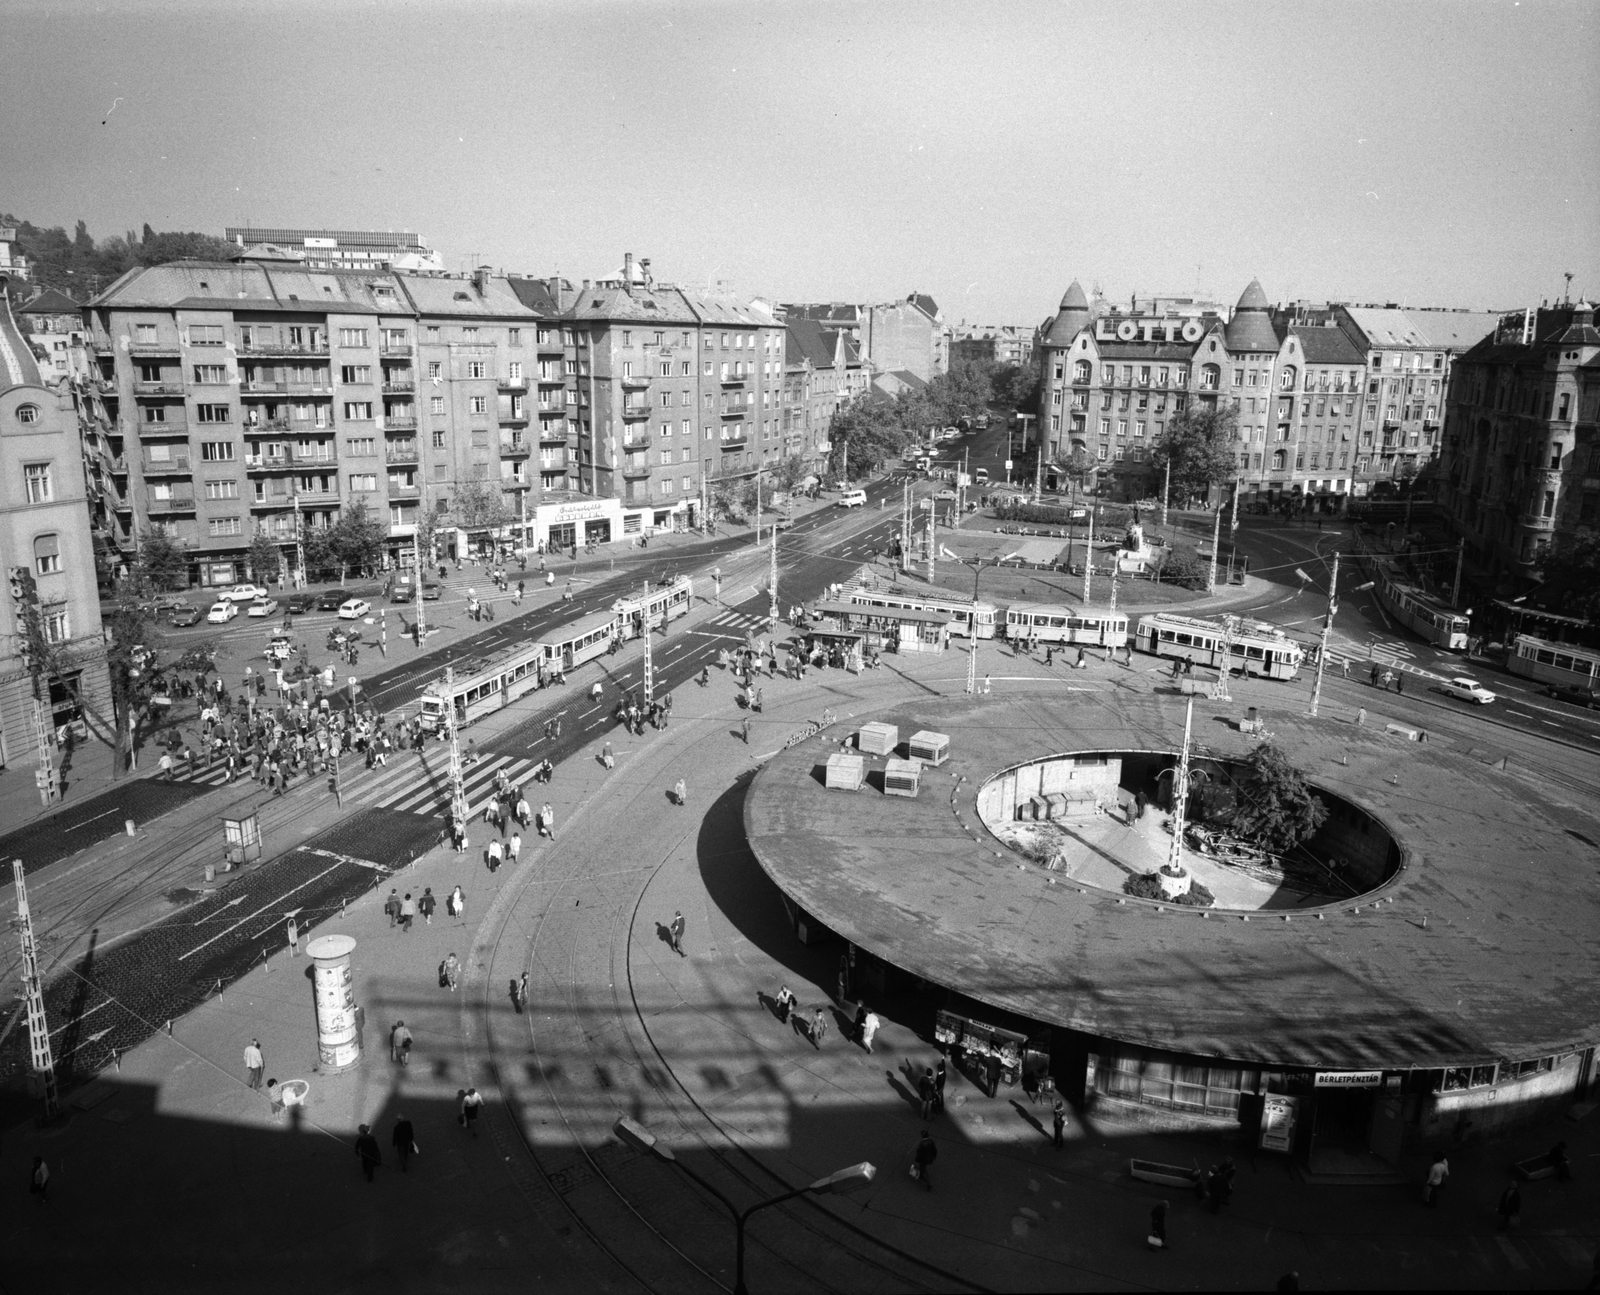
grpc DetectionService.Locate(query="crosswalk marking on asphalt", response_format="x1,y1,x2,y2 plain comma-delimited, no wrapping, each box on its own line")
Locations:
350,751,543,818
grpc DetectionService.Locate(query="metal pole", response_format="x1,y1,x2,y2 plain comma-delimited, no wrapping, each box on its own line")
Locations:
769,522,779,626
444,667,467,830
900,482,911,573
33,699,55,806
1083,505,1094,605
294,491,306,588
1207,500,1222,595
1215,615,1235,702
14,860,60,1123
1165,698,1194,876
754,471,761,547
966,563,981,695
1109,554,1119,614
642,582,655,708
1161,457,1170,527
413,524,425,641
926,506,935,583
1309,551,1340,719
1451,537,1465,609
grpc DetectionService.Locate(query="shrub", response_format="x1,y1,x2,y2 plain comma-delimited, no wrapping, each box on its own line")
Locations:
1122,871,1215,907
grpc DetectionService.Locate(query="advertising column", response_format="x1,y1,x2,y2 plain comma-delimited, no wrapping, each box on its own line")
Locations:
306,934,361,1072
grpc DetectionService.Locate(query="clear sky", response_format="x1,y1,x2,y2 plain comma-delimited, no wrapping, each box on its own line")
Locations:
3,0,1596,324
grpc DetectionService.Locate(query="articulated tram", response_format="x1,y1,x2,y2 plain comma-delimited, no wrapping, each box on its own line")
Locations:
1374,563,1469,650
1134,612,1305,680
1507,634,1600,697
1004,605,1129,647
419,576,692,731
846,588,998,638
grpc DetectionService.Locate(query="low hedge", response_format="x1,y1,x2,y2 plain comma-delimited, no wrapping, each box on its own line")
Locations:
1123,871,1216,907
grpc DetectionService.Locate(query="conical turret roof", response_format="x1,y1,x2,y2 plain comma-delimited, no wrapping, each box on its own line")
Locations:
1044,280,1091,345
1225,278,1279,352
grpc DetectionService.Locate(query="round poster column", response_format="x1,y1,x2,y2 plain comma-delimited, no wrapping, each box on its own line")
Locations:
306,934,361,1072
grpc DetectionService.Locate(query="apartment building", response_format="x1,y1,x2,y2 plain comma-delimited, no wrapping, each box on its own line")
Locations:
951,323,1034,368
783,316,865,469
786,294,950,384
1,292,108,767
223,227,444,273
1437,302,1600,592
17,288,91,382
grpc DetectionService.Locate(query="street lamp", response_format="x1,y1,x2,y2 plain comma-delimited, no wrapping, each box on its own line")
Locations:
1295,555,1375,718
956,556,995,694
613,1118,875,1295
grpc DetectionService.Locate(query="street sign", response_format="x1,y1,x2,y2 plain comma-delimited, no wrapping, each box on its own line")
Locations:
1258,1094,1299,1152
1005,460,1013,471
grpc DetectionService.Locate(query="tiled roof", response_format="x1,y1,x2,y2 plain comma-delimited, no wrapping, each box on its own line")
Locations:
785,317,837,371
0,294,44,391
1401,310,1503,352
397,274,534,318
910,293,941,321
18,287,81,315
505,276,564,317
1289,326,1364,365
1235,278,1269,312
1225,280,1280,352
565,284,700,325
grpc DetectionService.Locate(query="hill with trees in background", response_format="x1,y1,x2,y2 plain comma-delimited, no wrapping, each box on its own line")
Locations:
1,212,236,300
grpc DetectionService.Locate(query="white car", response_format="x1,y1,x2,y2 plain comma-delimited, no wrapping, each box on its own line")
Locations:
337,598,372,620
223,583,265,603
206,600,238,624
935,488,958,502
247,597,280,618
1439,676,1495,705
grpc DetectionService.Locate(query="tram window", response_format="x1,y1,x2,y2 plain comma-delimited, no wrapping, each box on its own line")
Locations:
1172,1064,1208,1111
1471,1065,1498,1087
1246,645,1265,659
1442,1066,1471,1091
1536,650,1556,665
1175,633,1192,646
1555,654,1575,671
1051,617,1066,629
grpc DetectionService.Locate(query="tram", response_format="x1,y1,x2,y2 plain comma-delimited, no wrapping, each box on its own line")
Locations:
418,639,548,732
1004,605,1129,647
543,609,620,675
612,575,694,638
846,587,998,639
1374,564,1469,650
1134,613,1304,680
1507,634,1600,694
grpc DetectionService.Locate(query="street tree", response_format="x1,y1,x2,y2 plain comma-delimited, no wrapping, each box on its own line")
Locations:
1226,742,1328,856
1151,405,1240,507
1538,533,1600,623
133,528,188,593
329,499,385,578
247,531,282,586
990,362,1041,414
450,479,509,534
1052,445,1095,502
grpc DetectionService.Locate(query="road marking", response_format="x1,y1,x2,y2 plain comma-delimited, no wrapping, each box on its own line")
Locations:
1494,1236,1529,1271
178,861,343,961
63,809,122,833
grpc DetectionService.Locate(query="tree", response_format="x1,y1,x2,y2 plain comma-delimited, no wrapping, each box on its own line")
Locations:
926,360,992,426
449,479,509,533
1052,445,1095,501
1151,405,1240,507
827,397,913,479
1226,743,1328,856
302,524,336,582
1538,534,1600,623
991,362,1041,414
248,531,282,585
133,528,188,592
328,499,385,577
102,598,158,778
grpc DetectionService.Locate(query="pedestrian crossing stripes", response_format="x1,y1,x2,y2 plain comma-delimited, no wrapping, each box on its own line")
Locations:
707,610,762,629
344,750,543,819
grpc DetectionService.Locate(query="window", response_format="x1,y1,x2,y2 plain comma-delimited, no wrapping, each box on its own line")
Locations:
1074,360,1091,383
22,463,53,503
507,329,520,346
1279,366,1296,390
193,364,227,384
347,437,375,456
343,402,374,420
431,430,446,448
197,404,231,424
207,516,242,537
200,441,235,462
339,328,369,347
16,403,41,424
204,479,238,500
1271,448,1287,470
509,361,522,383
467,361,486,380
430,396,445,415
134,323,158,344
470,396,487,415
1200,365,1219,389
340,365,372,385
1232,367,1244,386
189,324,224,346
33,534,61,575
349,473,377,492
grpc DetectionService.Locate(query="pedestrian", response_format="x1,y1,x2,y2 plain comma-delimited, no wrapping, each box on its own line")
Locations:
774,985,795,1024
934,1058,947,1113
601,741,615,770
419,887,436,925
390,1019,413,1064
519,972,529,1010
459,1087,484,1136
392,1114,416,1173
1549,1141,1572,1182
286,915,299,957
861,1007,880,1053
353,1124,383,1182
1148,1199,1168,1249
1134,789,1147,820
244,1038,264,1090
740,717,750,744
486,838,503,872
811,1007,828,1047
442,952,460,992
509,832,522,864
1052,1096,1066,1149
669,910,686,956
674,778,687,806
1370,664,1381,688
541,803,555,841
912,1130,937,1191
1423,1151,1449,1206
385,888,401,928
918,1066,936,1120
267,1077,285,1120
1395,672,1404,696
400,892,416,932
29,1156,48,1204
1208,1158,1235,1212
450,885,465,920
1356,706,1366,726
1497,1178,1522,1230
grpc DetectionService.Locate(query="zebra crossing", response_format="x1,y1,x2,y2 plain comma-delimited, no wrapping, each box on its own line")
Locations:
704,609,764,632
344,750,543,819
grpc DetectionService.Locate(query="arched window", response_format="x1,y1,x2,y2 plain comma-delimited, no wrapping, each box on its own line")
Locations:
1278,366,1296,391
34,533,61,576
16,404,40,424
1271,448,1287,471
1199,364,1220,390
1073,360,1091,384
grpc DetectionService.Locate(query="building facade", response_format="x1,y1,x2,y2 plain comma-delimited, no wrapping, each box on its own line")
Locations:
951,323,1035,369
783,316,865,470
222,228,444,273
0,292,109,768
17,288,91,383
1437,302,1600,593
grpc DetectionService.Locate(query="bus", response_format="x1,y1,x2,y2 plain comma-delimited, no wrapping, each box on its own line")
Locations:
1374,564,1469,650
419,639,548,732
1507,634,1600,697
1134,613,1304,680
847,587,998,639
612,575,694,638
543,609,619,676
1004,605,1129,647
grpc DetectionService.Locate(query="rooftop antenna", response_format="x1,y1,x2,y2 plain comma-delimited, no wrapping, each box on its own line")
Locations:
1563,272,1574,304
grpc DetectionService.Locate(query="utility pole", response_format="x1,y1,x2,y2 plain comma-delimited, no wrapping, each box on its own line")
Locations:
1451,537,1465,608
1215,615,1236,702
1166,698,1194,876
1083,505,1095,605
293,491,306,588
754,471,761,547
1309,551,1340,719
14,860,60,1124
900,482,911,573
1109,554,1119,614
33,700,56,807
642,583,655,708
965,561,984,695
1206,499,1222,595
444,667,467,832
413,525,425,642
1161,456,1171,527
769,522,779,627
926,506,935,583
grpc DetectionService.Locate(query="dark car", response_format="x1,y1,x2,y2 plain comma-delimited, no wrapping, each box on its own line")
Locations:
420,582,442,600
168,604,202,627
316,590,346,611
286,593,316,615
1546,682,1600,709
390,581,443,603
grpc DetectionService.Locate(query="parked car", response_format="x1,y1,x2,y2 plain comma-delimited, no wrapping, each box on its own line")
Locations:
1439,677,1495,705
1545,682,1600,709
337,598,371,620
247,597,280,618
316,590,347,612
169,604,202,627
206,601,238,624
935,488,958,502
975,414,990,430
285,594,316,615
223,583,265,603
973,468,990,485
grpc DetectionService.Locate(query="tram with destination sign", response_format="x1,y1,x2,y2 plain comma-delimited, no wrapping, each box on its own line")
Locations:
1134,613,1304,680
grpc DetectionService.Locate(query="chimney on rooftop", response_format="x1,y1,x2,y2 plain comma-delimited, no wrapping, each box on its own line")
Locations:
623,252,635,294
472,266,489,296
640,258,652,288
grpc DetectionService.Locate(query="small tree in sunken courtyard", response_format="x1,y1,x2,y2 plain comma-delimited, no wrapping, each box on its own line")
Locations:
1227,743,1328,856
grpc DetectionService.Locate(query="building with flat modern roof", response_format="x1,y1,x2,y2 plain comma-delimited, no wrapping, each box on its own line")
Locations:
222,228,443,272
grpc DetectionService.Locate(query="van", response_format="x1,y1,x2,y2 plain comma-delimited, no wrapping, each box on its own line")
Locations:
839,489,868,509
973,467,989,485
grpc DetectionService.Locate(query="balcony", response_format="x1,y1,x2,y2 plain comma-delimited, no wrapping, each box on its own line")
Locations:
141,455,192,475
137,419,189,437
540,424,571,445
107,455,128,474
242,417,292,433
285,379,332,396
382,414,417,431
498,407,529,426
536,374,566,387
720,406,747,419
620,402,651,421
239,340,329,357
379,344,413,358
241,380,289,397
719,433,749,451
387,482,420,498
386,444,419,465
499,377,527,391
499,433,531,457
622,460,653,479
721,373,747,387
132,381,185,397
382,379,415,394
129,342,182,358
249,495,297,511
147,492,197,513
244,447,337,470
620,372,650,390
